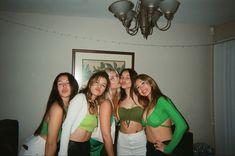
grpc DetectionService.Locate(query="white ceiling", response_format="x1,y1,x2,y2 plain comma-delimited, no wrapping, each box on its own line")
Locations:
1,0,235,26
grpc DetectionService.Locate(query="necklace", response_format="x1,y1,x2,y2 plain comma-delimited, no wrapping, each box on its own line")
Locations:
125,120,130,127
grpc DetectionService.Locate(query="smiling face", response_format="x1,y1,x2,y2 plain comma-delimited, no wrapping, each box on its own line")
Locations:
135,78,151,99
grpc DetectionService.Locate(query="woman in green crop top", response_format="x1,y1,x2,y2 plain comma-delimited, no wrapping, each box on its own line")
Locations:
134,74,188,156
116,69,147,156
19,72,79,156
59,71,110,156
90,68,120,156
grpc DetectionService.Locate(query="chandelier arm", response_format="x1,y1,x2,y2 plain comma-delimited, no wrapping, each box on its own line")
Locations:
155,19,172,31
150,27,153,35
108,0,180,39
124,24,139,36
121,17,139,36
126,29,139,36
121,18,138,30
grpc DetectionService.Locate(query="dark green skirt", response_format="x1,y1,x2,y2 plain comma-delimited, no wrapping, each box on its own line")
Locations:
90,138,104,156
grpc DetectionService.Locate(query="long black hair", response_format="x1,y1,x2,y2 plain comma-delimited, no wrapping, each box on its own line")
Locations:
119,68,138,102
34,72,79,135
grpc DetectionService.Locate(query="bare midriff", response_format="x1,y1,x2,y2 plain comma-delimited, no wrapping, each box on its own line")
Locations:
119,121,144,134
70,128,92,142
146,119,172,143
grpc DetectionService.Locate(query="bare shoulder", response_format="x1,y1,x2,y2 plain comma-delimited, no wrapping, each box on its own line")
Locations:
100,99,112,107
47,102,64,123
50,102,63,114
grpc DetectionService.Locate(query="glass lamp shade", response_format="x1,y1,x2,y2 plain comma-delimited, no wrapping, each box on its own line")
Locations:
159,0,180,14
159,0,180,20
141,0,163,9
124,10,136,28
109,0,134,20
152,10,163,24
108,0,180,39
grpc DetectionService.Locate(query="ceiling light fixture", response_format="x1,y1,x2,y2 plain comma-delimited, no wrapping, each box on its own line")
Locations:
108,0,180,39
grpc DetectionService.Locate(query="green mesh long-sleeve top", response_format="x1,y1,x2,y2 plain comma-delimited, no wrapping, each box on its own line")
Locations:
142,96,188,154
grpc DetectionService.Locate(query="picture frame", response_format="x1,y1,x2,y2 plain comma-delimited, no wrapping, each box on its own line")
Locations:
72,49,135,88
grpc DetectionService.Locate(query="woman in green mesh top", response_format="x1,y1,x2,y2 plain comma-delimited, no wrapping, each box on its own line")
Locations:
19,72,79,156
134,74,188,156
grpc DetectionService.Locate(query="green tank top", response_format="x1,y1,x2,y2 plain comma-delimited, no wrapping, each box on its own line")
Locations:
118,106,144,125
79,114,98,132
40,121,62,138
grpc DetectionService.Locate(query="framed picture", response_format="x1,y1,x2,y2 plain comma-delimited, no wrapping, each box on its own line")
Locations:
72,49,135,88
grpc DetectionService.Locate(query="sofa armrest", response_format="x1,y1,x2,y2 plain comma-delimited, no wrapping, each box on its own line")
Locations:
0,119,19,156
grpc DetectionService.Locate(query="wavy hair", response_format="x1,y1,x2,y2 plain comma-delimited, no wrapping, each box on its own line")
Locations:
79,70,110,114
134,74,169,110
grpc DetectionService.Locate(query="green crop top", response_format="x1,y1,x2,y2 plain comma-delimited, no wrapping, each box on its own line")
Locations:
79,114,98,132
118,106,144,127
142,96,188,154
40,121,62,138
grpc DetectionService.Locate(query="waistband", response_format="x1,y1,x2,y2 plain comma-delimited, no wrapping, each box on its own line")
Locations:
119,129,145,136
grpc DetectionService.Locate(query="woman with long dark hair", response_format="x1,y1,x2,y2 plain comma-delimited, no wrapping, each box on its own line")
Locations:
116,68,147,156
19,72,79,156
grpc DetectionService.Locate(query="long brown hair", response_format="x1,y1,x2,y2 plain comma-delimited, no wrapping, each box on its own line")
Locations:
134,74,169,110
79,70,110,114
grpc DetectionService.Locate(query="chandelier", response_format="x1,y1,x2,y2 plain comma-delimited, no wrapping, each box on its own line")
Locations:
108,0,180,39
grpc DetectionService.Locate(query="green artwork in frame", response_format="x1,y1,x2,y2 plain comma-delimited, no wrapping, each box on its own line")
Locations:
72,49,135,88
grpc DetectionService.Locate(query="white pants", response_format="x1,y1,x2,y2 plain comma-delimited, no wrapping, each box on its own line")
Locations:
18,135,46,156
117,130,147,156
